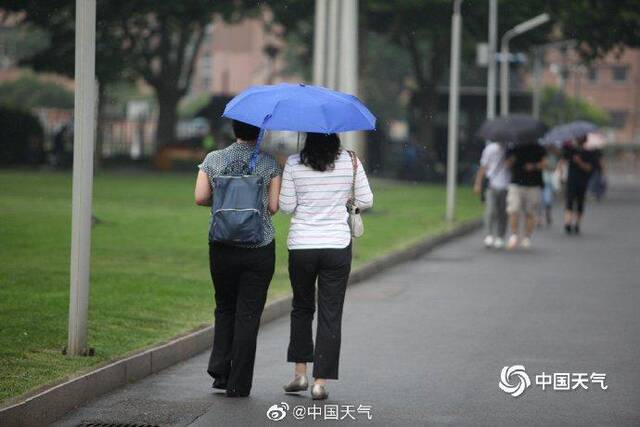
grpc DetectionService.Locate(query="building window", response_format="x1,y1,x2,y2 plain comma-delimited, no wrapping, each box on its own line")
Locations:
201,75,211,91
611,65,628,82
200,55,212,75
608,110,628,128
587,68,597,81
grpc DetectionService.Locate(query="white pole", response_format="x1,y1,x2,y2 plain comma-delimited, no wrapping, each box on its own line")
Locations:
532,47,542,119
339,0,361,155
500,13,550,116
500,36,510,116
446,0,462,223
326,0,340,90
312,0,328,86
68,0,97,356
487,0,497,120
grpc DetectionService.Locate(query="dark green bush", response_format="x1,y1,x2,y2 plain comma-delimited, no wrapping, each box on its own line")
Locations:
0,106,45,165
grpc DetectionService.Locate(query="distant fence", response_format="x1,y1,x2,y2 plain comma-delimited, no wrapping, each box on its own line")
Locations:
32,107,158,160
100,116,157,159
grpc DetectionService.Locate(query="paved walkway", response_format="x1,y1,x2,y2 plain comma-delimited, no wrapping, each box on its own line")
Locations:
55,183,640,426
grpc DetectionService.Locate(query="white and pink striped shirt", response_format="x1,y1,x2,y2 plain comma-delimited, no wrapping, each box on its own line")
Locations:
279,150,373,250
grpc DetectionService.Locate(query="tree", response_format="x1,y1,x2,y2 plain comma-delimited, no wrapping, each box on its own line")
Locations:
3,1,260,150
540,86,609,128
268,0,640,166
0,72,74,110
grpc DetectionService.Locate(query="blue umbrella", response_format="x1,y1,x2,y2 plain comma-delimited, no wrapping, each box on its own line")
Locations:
222,83,376,133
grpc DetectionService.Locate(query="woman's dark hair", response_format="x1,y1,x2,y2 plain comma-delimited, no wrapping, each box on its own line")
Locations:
232,119,260,141
300,133,341,172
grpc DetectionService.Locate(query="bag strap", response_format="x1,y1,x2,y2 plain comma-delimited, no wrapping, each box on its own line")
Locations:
248,115,272,174
347,150,357,205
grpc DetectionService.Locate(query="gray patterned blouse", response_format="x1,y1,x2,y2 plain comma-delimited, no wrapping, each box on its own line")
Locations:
198,141,282,248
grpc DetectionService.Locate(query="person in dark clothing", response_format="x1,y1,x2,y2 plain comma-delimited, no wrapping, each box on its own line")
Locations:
505,142,547,249
588,148,607,200
561,135,595,234
194,120,282,397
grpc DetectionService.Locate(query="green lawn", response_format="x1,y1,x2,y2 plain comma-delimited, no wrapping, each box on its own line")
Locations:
0,169,481,402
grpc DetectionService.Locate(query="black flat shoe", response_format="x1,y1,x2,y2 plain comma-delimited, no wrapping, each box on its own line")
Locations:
573,224,580,235
564,224,573,235
212,378,228,390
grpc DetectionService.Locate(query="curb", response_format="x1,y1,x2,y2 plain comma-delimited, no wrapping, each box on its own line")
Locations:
0,218,481,426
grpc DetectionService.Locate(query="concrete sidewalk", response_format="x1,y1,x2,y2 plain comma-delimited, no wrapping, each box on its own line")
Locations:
55,184,640,426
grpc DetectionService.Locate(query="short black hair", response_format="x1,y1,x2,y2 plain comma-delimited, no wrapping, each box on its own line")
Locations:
232,120,260,141
300,133,341,172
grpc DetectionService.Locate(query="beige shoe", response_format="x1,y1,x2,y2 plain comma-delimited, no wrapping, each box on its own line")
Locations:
283,375,309,393
311,383,328,400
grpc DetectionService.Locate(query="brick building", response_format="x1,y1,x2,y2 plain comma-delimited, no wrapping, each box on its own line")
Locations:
189,16,285,97
539,47,640,144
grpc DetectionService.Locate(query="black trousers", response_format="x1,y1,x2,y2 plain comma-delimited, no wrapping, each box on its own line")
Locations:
207,241,275,395
566,181,588,214
287,244,352,379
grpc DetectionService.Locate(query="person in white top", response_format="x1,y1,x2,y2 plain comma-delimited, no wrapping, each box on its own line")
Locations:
474,142,511,249
279,133,373,400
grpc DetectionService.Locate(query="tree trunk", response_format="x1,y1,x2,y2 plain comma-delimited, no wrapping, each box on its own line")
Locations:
155,89,180,149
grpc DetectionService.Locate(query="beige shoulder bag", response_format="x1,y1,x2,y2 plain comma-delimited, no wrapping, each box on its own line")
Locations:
346,150,364,238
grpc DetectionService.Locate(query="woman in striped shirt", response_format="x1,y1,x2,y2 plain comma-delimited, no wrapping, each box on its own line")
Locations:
279,132,373,400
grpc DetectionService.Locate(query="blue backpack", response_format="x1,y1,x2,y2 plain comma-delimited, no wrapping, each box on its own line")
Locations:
209,152,265,245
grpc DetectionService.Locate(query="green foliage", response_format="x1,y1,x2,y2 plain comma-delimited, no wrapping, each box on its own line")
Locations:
361,32,411,123
0,24,49,64
0,73,74,110
178,94,211,119
0,106,44,165
0,170,482,401
270,0,639,163
546,0,640,61
4,0,261,148
540,86,610,128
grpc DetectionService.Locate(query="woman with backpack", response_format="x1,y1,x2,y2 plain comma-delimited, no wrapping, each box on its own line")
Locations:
279,133,373,400
194,119,282,397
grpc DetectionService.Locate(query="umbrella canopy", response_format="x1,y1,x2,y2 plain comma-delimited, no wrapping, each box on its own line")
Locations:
541,120,598,148
222,83,376,133
540,123,574,147
585,132,607,151
476,114,548,145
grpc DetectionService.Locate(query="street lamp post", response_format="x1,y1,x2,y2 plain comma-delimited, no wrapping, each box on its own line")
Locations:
486,0,497,120
67,0,97,356
500,13,550,116
445,0,463,223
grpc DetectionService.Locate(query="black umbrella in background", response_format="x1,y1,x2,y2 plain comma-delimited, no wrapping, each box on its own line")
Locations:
476,114,548,145
541,120,598,148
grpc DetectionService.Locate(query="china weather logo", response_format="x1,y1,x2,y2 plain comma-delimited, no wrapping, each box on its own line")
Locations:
499,365,531,397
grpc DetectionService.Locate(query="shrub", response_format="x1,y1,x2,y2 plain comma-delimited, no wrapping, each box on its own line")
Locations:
0,106,45,165
0,73,74,110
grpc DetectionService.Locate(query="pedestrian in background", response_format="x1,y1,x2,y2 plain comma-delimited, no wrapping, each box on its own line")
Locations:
194,120,282,397
560,136,596,234
474,141,510,249
279,133,373,400
588,148,607,201
505,141,547,249
539,152,559,227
